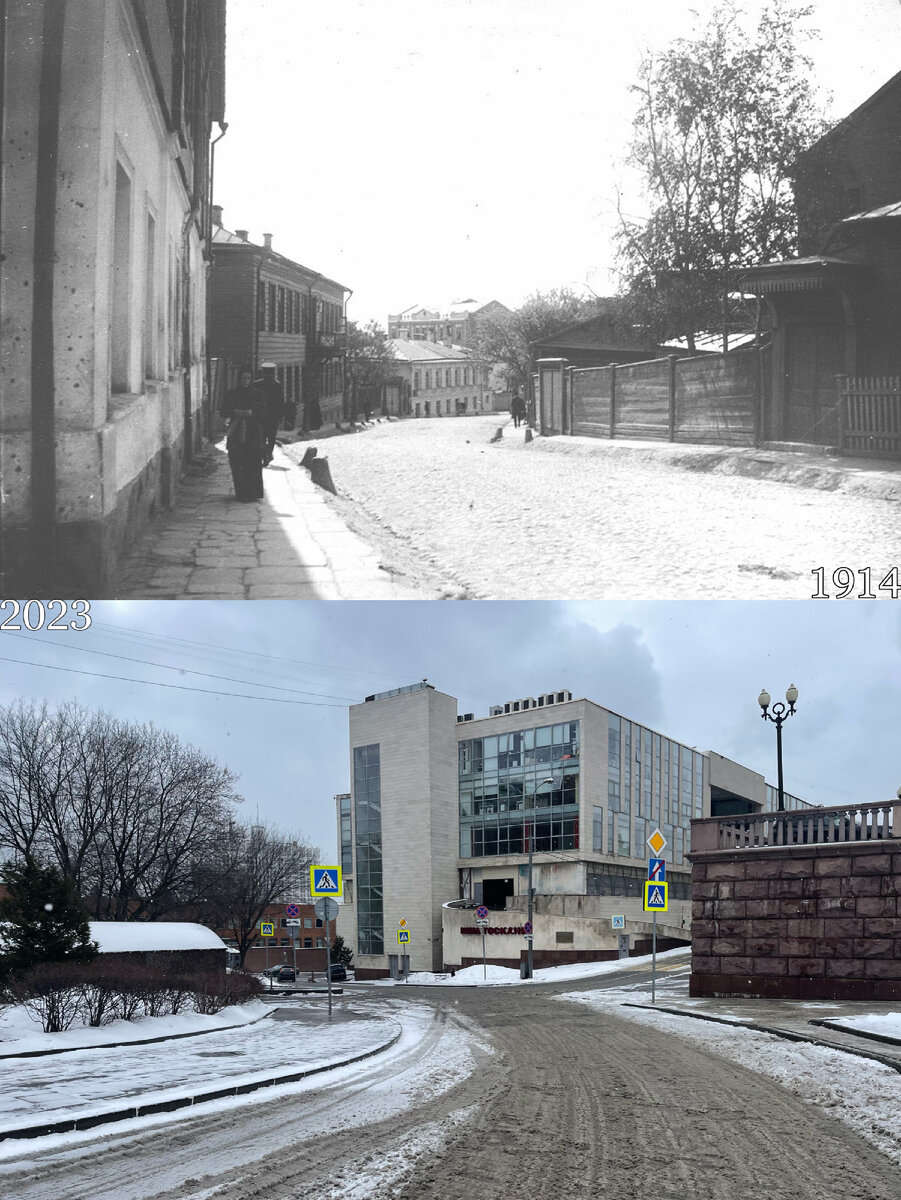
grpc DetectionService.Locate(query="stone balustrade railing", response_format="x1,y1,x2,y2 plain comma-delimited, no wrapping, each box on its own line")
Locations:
690,800,901,854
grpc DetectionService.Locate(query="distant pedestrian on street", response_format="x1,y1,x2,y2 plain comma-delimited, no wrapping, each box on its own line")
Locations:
254,362,286,466
220,369,267,501
511,393,527,428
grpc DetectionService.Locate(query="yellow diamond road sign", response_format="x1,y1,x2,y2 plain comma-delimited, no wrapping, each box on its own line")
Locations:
647,828,667,856
398,918,407,929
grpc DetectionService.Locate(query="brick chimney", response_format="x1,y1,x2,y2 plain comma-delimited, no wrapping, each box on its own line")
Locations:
235,229,249,241
211,204,223,227
263,233,273,250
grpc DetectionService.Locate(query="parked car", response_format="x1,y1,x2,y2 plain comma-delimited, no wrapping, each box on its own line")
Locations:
276,966,296,982
328,964,347,981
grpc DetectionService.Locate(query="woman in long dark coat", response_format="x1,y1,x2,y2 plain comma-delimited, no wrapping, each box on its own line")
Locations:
220,369,267,501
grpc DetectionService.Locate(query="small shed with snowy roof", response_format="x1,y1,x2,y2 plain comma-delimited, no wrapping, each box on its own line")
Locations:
90,922,227,977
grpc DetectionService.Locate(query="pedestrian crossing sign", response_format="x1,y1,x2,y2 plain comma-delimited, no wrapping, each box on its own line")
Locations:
643,881,668,912
397,929,411,944
310,865,343,897
260,921,275,937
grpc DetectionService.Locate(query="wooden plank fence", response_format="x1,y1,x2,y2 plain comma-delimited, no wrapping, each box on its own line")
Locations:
838,375,901,459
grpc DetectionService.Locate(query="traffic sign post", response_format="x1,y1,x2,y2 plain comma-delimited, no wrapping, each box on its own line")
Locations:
315,896,339,1017
260,920,275,983
397,929,410,944
645,830,667,1004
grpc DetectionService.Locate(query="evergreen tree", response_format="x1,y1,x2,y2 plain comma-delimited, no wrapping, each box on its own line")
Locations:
330,933,354,968
0,858,98,983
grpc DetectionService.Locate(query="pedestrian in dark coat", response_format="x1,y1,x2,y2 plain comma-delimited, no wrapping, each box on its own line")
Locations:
254,362,286,465
511,393,527,428
220,369,266,501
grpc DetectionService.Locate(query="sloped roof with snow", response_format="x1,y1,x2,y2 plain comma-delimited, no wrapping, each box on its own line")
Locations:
389,339,472,362
90,922,226,953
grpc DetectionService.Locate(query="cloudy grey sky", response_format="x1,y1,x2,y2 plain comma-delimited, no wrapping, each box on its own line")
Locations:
1,601,898,860
215,0,901,324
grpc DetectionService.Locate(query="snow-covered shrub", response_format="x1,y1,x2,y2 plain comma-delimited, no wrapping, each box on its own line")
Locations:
11,963,82,1033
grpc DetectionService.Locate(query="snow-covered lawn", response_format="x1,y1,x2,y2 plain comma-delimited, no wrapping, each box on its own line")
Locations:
0,997,268,1056
0,998,397,1134
563,985,901,1167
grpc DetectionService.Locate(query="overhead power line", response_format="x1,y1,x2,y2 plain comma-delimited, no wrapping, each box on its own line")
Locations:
90,621,397,683
5,632,355,702
0,655,348,706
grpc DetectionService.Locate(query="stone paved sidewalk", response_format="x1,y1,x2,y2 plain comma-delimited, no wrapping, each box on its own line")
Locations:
114,441,434,600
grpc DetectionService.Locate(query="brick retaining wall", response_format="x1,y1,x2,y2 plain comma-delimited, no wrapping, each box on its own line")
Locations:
689,840,901,1000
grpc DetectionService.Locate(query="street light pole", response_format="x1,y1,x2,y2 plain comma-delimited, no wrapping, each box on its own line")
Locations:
526,797,534,980
757,684,799,811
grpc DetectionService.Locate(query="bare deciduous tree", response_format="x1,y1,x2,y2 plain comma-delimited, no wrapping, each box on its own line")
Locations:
0,700,241,920
196,822,319,966
616,1,827,348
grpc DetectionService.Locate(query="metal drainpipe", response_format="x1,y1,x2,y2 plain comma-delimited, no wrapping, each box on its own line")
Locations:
342,287,353,420
304,273,323,432
181,203,200,464
30,0,66,593
205,120,227,436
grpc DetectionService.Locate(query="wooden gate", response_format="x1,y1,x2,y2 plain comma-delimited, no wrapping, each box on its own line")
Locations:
838,375,901,458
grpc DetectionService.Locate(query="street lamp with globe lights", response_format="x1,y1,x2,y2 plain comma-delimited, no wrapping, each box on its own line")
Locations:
757,684,799,812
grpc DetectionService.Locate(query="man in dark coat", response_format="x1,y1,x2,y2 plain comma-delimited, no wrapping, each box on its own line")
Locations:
510,393,527,428
255,362,286,465
220,369,267,501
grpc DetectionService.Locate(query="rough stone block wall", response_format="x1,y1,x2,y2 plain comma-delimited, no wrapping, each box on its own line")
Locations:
690,842,901,1000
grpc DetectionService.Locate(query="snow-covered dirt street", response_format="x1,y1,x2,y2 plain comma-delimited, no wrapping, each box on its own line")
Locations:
299,417,901,599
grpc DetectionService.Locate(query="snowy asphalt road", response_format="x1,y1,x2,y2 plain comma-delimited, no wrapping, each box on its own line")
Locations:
3,965,899,1200
298,417,901,599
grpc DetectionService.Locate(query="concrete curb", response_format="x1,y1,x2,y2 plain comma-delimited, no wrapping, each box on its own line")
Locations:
809,1017,901,1048
621,1002,901,1074
0,1021,403,1143
0,1006,274,1062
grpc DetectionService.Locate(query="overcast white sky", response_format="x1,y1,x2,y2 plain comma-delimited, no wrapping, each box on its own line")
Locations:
215,0,901,325
1,601,898,860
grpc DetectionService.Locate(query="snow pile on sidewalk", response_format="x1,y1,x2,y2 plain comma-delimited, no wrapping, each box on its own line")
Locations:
389,947,689,987
830,1011,901,1040
0,999,267,1056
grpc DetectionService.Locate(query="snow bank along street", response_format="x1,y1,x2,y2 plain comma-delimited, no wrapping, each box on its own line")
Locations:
0,999,397,1134
299,416,901,599
1,955,900,1199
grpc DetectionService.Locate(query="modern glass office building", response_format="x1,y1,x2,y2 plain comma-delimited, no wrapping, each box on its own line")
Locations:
337,683,812,977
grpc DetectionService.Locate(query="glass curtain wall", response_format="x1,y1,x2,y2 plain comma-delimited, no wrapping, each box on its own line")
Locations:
353,744,383,956
607,714,705,865
459,720,581,856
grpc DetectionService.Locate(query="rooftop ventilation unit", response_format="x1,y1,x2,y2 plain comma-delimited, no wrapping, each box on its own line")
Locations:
456,713,475,723
489,705,504,716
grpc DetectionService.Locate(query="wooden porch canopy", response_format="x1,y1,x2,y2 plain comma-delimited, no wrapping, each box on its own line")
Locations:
741,256,868,294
